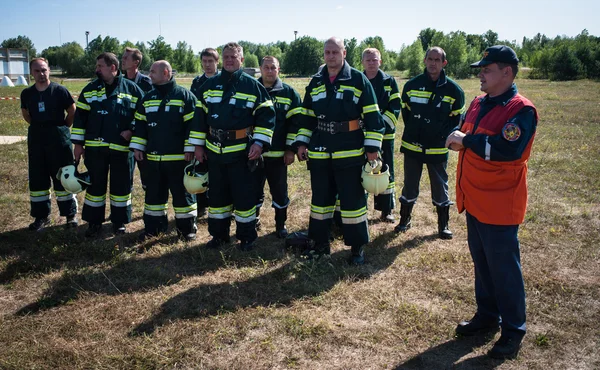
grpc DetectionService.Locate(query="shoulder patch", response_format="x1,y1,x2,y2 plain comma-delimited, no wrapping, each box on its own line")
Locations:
502,122,521,142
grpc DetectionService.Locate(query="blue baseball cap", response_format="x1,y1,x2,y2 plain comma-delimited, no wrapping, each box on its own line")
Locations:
470,45,519,68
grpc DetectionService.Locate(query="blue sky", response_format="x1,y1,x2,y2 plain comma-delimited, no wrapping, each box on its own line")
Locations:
1,0,597,53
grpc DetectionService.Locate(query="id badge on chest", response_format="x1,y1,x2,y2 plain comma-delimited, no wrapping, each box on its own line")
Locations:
38,102,45,112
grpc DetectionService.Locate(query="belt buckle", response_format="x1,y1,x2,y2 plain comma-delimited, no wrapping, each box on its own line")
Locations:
329,121,337,135
214,128,225,142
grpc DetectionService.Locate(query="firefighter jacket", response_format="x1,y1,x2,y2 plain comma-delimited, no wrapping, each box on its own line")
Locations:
456,84,538,225
293,60,385,169
400,69,465,163
188,68,276,164
127,71,153,93
365,69,401,141
190,72,221,100
71,71,144,153
130,78,197,158
258,77,303,158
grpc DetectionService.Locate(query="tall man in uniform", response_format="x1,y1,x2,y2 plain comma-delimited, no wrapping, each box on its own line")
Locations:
395,46,465,239
361,48,401,222
131,60,198,241
21,57,78,230
189,42,275,251
294,37,385,265
122,47,152,192
189,48,221,219
446,45,538,359
122,47,152,93
255,56,303,238
72,52,144,237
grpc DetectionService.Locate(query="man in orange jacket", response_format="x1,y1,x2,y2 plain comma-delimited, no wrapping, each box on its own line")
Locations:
446,45,538,360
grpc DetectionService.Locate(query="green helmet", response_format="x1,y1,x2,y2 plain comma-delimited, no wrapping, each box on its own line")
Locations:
183,160,209,194
361,159,390,195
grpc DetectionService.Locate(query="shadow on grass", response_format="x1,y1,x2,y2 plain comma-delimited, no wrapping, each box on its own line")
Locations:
395,334,507,370
129,231,436,336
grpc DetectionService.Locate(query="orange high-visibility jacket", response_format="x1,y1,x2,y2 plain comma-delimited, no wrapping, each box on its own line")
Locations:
456,94,538,225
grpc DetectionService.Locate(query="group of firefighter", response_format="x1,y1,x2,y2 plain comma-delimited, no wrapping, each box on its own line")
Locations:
23,39,464,265
22,37,537,359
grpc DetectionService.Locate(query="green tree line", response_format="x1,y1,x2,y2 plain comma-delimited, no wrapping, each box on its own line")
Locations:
2,29,599,80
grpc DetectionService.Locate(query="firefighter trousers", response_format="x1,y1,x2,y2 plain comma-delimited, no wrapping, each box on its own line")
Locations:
28,126,77,219
143,159,197,235
255,157,289,223
309,162,368,247
400,155,451,206
82,147,133,225
207,157,257,243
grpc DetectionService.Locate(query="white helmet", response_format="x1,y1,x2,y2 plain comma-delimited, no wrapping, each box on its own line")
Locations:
183,160,209,194
361,159,390,195
57,165,91,194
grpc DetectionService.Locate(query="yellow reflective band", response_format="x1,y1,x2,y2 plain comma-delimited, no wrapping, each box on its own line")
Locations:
362,104,379,114
286,107,303,119
384,111,398,125
365,132,384,141
298,128,313,138
425,148,449,155
30,189,50,197
76,101,91,110
311,85,326,95
275,97,291,105
143,100,162,107
302,108,316,117
195,100,208,113
166,100,184,107
183,111,194,122
174,204,198,213
338,85,362,97
209,204,233,214
254,99,274,114
117,93,135,101
109,143,130,152
331,148,365,159
254,127,273,137
232,92,257,102
340,206,367,218
131,136,148,146
401,140,422,152
263,151,285,158
450,105,466,116
71,128,85,135
286,133,296,140
383,134,395,140
235,206,256,218
384,86,392,92
110,194,132,201
135,112,147,121
145,203,168,211
206,141,247,154
189,131,206,140
407,90,433,98
310,204,336,214
308,151,331,159
389,92,401,101
86,193,106,202
147,154,186,161
442,96,456,104
85,140,109,147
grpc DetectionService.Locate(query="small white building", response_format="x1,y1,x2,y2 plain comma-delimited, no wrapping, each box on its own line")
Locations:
0,48,29,85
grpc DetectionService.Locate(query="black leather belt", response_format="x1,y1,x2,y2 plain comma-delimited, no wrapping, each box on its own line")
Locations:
316,119,361,134
209,127,252,141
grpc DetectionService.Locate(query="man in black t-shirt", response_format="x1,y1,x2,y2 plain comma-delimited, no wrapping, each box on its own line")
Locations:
21,58,78,231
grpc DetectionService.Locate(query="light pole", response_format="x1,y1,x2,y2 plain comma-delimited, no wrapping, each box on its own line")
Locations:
85,31,90,51
294,31,298,41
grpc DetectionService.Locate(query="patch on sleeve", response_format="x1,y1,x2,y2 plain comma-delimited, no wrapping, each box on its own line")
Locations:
502,122,521,142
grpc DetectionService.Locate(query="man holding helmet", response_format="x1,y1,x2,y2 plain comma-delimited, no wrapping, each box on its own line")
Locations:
293,37,385,265
21,57,78,230
131,60,198,241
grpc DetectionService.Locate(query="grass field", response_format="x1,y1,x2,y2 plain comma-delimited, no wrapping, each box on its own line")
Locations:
0,76,599,369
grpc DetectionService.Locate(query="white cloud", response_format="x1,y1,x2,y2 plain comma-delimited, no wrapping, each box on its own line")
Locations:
336,5,343,9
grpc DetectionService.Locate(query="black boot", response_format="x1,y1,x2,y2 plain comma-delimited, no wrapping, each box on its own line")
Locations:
275,208,288,238
394,203,414,233
349,245,365,265
436,205,453,239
